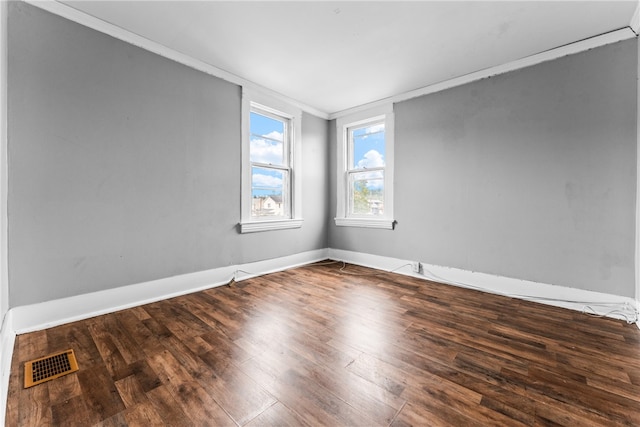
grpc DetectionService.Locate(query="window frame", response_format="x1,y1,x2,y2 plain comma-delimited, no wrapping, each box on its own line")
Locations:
240,89,303,233
335,104,395,229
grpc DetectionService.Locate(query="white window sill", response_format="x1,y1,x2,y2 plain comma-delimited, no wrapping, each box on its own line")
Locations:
334,217,396,230
240,219,303,233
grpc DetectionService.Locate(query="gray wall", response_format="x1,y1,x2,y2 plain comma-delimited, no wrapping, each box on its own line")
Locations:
329,39,637,298
8,2,328,307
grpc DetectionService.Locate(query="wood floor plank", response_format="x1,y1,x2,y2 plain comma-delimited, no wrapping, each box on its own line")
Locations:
398,385,495,427
47,371,82,408
146,350,236,425
527,365,640,425
19,382,52,427
144,385,193,426
239,355,370,426
122,401,165,426
5,339,22,426
16,330,48,362
274,366,386,426
112,310,166,359
93,411,129,427
143,299,212,339
51,394,93,427
499,367,634,426
8,261,640,426
91,314,147,365
87,325,131,381
346,353,408,397
197,348,278,426
245,401,311,427
390,402,452,427
297,357,405,423
76,364,126,423
248,340,404,424
13,332,54,427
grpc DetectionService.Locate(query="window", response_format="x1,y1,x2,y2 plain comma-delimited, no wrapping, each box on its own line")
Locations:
347,119,386,217
335,105,395,229
250,108,290,219
240,89,302,233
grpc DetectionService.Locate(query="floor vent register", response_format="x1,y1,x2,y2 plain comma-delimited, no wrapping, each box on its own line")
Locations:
24,349,79,388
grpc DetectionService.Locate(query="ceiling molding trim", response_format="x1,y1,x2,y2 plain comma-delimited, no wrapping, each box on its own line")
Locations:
630,1,640,35
23,0,330,120
20,1,637,122
329,27,637,120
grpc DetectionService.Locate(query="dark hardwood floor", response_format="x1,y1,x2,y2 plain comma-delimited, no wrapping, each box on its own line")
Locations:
6,261,640,426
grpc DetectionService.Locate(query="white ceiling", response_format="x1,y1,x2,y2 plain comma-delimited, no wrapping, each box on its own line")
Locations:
59,1,639,115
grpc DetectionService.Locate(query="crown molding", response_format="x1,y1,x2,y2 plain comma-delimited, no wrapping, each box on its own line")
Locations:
19,2,640,125
330,27,637,120
23,0,330,120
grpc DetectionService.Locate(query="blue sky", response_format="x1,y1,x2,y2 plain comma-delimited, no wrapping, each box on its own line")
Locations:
250,112,286,197
352,124,385,168
352,123,385,191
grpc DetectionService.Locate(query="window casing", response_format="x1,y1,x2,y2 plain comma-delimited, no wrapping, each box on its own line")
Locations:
335,105,395,229
240,89,302,233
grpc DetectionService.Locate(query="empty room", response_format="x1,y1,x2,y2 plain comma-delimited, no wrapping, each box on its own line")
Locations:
1,0,640,425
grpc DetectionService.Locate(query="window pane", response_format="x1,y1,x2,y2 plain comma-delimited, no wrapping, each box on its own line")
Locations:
351,122,385,170
349,170,384,216
250,112,285,165
251,166,287,217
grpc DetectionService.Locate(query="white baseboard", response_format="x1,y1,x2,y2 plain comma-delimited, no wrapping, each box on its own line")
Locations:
11,248,328,334
328,248,638,323
0,310,15,427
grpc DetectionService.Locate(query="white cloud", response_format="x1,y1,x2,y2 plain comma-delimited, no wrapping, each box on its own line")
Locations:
357,149,385,168
358,124,385,139
366,124,384,134
250,138,283,165
265,131,284,142
252,173,282,189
